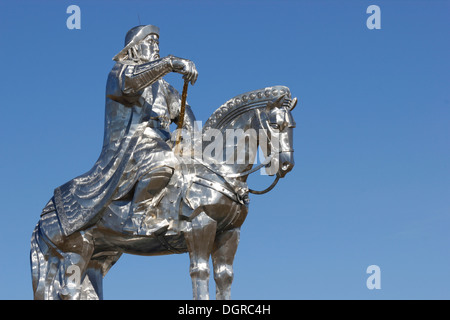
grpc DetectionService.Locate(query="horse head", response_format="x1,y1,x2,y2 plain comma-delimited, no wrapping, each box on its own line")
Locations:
259,94,297,178
201,86,297,180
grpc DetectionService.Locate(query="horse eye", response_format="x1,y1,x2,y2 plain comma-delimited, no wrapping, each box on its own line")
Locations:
270,123,280,129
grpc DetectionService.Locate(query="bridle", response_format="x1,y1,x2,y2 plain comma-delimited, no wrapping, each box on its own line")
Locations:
225,107,293,194
189,104,294,196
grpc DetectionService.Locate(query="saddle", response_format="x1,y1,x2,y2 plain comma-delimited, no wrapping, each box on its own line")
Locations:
122,157,247,237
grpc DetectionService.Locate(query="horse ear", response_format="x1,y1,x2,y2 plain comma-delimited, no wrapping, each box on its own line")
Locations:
266,94,286,112
289,97,298,111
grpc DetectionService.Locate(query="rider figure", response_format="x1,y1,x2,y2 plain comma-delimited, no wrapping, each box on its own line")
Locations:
53,25,198,236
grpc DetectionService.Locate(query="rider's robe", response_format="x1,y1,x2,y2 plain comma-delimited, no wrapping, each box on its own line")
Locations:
53,61,195,236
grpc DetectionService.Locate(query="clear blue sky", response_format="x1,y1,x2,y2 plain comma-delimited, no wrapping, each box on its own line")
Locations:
0,0,448,299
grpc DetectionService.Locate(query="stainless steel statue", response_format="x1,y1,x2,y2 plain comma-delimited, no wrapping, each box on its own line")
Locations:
30,25,297,300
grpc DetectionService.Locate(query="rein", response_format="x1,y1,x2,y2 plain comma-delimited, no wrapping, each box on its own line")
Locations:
193,153,280,195
180,106,287,197
248,173,281,195
247,108,281,194
201,108,282,195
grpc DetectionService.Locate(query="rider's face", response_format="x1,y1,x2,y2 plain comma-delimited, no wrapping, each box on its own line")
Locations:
139,34,160,62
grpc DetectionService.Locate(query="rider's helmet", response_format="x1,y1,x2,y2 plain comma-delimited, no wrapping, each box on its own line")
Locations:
113,25,160,61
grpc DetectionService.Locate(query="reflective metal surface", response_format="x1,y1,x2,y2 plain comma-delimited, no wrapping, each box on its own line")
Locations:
30,25,297,300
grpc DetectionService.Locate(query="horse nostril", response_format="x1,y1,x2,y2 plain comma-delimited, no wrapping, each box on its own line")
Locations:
282,162,292,171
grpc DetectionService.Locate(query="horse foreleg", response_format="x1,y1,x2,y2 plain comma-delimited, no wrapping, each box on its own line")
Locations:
81,260,104,300
81,252,122,300
184,212,217,300
212,228,240,300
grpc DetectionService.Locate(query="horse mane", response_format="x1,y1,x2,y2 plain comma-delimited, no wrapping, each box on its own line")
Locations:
202,86,292,133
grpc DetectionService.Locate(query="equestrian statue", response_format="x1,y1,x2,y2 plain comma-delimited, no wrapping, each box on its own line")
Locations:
30,25,297,300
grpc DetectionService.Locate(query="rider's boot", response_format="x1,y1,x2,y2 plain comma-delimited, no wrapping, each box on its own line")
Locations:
123,166,174,235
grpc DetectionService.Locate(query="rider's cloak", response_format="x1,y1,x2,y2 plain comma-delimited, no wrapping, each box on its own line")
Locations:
52,62,194,236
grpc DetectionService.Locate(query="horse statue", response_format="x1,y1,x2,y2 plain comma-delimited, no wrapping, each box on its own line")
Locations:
30,85,297,300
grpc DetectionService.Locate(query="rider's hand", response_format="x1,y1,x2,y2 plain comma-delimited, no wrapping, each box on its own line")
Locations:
170,56,198,85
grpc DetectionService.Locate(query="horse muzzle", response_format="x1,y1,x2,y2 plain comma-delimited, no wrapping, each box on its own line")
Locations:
278,151,294,178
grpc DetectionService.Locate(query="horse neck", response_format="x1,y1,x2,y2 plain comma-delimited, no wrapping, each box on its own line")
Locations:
216,109,260,180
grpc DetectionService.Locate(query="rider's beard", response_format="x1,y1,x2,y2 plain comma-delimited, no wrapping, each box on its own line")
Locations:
151,53,160,61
